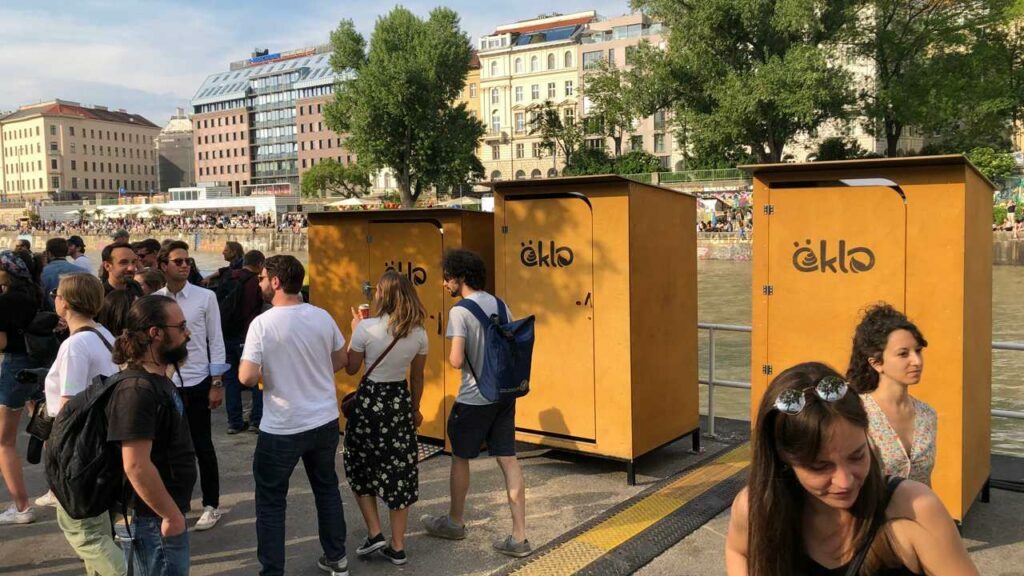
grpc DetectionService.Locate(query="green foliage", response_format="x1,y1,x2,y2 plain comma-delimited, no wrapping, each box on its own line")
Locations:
631,0,855,163
842,0,1015,156
583,59,646,157
811,137,868,162
966,147,1018,183
614,150,662,174
994,204,1008,226
528,100,584,167
564,147,615,176
324,8,483,207
300,160,372,198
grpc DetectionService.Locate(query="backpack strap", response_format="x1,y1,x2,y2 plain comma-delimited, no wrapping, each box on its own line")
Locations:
73,326,113,352
844,477,904,576
455,298,491,326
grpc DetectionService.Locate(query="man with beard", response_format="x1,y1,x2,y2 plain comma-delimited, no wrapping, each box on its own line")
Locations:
155,240,228,532
239,255,350,576
132,238,162,270
107,295,197,575
101,243,144,297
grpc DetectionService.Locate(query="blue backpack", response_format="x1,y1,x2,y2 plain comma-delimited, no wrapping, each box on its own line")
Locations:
455,298,535,402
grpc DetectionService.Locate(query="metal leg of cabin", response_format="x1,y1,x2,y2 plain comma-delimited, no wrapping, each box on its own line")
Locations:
982,477,991,504
691,428,702,454
627,461,637,486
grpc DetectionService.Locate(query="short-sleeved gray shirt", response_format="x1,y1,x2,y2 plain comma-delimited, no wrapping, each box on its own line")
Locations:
446,291,513,406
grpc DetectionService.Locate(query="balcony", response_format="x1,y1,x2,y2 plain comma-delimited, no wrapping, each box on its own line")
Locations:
253,135,298,146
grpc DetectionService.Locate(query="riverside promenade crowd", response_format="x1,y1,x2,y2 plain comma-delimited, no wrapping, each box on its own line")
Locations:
1,213,308,236
0,230,530,576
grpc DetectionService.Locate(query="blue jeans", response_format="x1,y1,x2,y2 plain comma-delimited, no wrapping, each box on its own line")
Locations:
113,514,190,576
0,352,34,409
254,419,346,576
224,338,262,429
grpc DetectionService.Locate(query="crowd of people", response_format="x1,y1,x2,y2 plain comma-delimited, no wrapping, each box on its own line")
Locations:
0,212,307,237
0,232,530,575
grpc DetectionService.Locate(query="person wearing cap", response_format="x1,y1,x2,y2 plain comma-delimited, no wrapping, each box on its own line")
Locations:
0,250,43,525
67,236,94,273
111,230,130,246
41,238,81,306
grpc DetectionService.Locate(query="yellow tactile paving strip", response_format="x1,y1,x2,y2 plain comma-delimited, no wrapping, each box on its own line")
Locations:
508,444,751,576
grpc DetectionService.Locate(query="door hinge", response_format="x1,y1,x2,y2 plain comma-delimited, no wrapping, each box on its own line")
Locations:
501,225,509,234
762,285,774,296
763,204,775,216
762,364,773,375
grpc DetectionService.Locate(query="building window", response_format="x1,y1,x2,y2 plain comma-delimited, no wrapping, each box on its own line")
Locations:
491,110,501,133
490,170,502,181
70,143,76,153
608,48,616,67
491,87,500,104
654,109,666,131
69,126,75,136
531,169,542,179
565,81,574,96
564,107,576,125
470,83,477,97
515,143,525,159
491,144,500,160
515,86,523,102
547,82,556,98
490,61,498,76
583,51,603,69
532,142,542,158
50,159,57,170
51,176,60,188
515,169,526,180
71,160,77,170
586,138,604,150
631,135,643,151
50,125,57,136
514,58,523,74
50,141,58,152
515,112,525,133
547,54,556,70
531,84,539,100
530,55,539,72
654,133,666,153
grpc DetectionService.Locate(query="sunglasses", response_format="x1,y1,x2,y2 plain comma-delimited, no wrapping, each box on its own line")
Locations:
164,258,189,267
773,375,849,415
49,289,60,300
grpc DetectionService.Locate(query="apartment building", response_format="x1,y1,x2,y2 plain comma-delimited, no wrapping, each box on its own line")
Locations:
0,100,160,202
156,108,195,190
190,46,354,196
478,11,596,180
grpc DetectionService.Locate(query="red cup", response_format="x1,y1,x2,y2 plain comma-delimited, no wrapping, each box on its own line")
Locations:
358,304,371,319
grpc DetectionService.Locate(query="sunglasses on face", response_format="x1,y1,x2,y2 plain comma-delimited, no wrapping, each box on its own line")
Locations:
773,376,849,416
49,289,60,300
165,258,189,267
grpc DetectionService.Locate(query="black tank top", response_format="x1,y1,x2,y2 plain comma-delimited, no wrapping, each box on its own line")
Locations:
804,478,921,576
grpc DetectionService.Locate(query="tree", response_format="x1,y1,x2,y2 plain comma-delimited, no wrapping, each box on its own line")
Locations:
528,100,584,168
631,0,856,163
966,146,1018,183
584,60,641,158
300,160,372,199
324,8,484,207
811,137,868,161
842,0,1014,156
564,147,615,176
614,150,662,174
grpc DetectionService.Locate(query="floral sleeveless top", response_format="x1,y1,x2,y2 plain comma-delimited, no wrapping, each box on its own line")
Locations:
862,394,937,486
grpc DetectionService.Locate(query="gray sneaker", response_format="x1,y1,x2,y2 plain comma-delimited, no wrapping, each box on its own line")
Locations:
493,535,532,558
420,514,466,540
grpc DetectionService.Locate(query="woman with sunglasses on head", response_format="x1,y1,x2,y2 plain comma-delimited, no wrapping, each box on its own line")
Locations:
0,250,43,525
343,271,428,566
725,362,975,576
847,304,936,486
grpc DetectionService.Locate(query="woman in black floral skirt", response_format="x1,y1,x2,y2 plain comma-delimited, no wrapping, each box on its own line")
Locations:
344,270,427,566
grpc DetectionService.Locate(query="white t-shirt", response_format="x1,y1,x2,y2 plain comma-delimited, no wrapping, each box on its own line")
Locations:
72,254,95,274
446,291,513,406
241,303,345,435
45,325,119,416
349,315,428,382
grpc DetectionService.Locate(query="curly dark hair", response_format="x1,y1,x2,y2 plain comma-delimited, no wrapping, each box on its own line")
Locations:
442,249,486,290
846,303,928,393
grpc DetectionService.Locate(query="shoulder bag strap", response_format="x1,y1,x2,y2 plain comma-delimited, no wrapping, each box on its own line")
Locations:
844,477,905,576
73,325,113,352
362,336,401,383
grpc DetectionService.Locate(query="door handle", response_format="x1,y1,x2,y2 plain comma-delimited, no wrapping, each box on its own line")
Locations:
437,315,442,336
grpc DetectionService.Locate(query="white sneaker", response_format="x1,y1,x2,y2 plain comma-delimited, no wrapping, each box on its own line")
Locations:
0,504,35,525
34,491,58,507
194,506,222,531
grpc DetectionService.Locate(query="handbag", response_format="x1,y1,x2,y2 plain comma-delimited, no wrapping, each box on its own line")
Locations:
341,336,401,419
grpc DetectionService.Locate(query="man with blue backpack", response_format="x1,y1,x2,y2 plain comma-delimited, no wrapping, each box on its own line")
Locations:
421,249,534,558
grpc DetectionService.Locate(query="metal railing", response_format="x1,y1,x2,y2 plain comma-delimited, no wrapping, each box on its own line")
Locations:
699,323,1024,437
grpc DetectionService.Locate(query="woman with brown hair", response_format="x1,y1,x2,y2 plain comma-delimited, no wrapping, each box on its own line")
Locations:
725,362,975,576
847,304,936,485
343,270,428,566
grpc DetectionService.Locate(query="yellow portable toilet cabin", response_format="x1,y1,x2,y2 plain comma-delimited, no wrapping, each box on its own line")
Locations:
743,155,992,521
307,208,495,443
492,175,699,483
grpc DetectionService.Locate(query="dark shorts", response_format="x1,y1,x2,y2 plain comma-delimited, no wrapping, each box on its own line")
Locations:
0,352,35,409
448,400,516,459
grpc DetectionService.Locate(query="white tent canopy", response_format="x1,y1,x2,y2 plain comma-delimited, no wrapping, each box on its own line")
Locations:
439,196,481,206
328,197,368,207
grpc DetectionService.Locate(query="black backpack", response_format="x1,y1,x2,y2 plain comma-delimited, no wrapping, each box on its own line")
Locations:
217,268,255,339
45,369,157,519
20,310,61,368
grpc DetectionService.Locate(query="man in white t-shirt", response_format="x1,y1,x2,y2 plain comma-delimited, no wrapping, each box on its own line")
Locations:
421,249,531,558
239,255,350,576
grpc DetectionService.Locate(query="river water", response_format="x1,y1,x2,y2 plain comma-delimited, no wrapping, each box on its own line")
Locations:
7,234,1022,454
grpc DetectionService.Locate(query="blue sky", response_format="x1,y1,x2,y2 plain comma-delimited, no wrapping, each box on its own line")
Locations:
0,0,634,126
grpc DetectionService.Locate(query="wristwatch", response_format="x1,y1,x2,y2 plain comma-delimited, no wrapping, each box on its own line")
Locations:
210,378,224,389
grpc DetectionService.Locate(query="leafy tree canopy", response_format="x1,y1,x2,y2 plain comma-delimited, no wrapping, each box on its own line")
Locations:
299,159,372,199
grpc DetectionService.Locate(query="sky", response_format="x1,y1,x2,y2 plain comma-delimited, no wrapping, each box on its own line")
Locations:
0,0,634,127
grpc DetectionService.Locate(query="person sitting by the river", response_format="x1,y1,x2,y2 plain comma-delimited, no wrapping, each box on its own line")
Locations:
201,241,244,289
725,361,976,576
847,304,936,486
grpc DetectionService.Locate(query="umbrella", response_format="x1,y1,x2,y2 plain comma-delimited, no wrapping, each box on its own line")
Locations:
440,196,481,206
328,197,368,207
